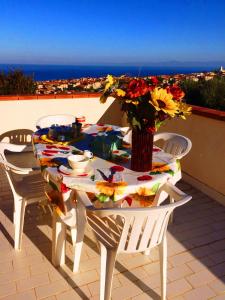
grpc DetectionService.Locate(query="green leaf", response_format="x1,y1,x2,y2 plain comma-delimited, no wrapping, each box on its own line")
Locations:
131,117,141,130
96,193,110,203
41,165,47,171
90,174,95,181
165,169,175,176
150,171,161,175
49,180,58,191
110,194,117,202
151,182,160,193
176,159,181,171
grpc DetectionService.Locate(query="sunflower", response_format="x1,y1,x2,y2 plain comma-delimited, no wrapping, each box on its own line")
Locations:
150,88,178,117
96,181,127,196
177,102,192,119
130,193,155,207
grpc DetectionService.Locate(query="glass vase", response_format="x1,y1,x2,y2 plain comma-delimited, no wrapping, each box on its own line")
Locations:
131,129,153,172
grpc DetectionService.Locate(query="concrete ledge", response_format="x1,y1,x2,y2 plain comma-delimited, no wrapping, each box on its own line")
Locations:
183,172,225,206
0,93,101,101
192,105,225,121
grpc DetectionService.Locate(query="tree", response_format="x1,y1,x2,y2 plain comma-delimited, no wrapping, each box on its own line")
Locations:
180,76,225,111
0,69,36,95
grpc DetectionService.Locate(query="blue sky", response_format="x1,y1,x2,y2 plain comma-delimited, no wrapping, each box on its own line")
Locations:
0,0,225,65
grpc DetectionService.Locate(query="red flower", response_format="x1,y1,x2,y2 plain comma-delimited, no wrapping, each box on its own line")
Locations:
153,148,161,152
110,165,125,172
126,79,150,99
150,76,158,85
123,196,133,206
137,175,153,181
60,183,70,193
78,173,88,177
167,85,185,101
58,146,70,150
146,127,156,133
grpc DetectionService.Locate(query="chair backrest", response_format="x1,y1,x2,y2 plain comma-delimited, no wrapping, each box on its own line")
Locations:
0,142,32,199
77,184,191,253
154,132,192,159
0,129,33,145
36,114,76,129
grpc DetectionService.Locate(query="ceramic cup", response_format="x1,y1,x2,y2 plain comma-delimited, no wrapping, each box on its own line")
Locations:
67,154,90,171
83,150,93,159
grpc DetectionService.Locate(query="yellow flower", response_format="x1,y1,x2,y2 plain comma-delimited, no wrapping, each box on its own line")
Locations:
125,99,139,105
96,181,127,196
104,75,115,92
137,187,155,196
151,162,170,173
150,88,178,117
177,102,192,119
100,94,108,104
115,89,126,97
130,193,155,207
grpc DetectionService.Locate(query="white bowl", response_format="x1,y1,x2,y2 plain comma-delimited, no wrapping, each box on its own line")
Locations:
67,154,90,170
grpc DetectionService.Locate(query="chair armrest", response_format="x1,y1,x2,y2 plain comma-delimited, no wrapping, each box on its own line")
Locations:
32,166,41,171
152,181,187,206
0,159,34,175
76,190,94,208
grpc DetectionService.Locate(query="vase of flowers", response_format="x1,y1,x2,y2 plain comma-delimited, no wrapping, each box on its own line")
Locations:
100,75,191,172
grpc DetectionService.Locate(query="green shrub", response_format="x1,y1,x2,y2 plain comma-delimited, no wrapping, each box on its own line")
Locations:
180,76,225,111
0,69,36,95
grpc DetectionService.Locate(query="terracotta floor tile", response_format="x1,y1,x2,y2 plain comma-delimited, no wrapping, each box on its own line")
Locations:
1,160,225,300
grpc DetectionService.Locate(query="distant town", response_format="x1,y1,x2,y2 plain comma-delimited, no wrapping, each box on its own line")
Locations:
36,66,225,95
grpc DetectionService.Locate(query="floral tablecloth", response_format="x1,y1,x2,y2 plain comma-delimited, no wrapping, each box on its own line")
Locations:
33,124,181,226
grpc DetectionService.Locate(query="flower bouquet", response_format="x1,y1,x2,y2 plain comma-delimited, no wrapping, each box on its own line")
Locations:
100,75,191,171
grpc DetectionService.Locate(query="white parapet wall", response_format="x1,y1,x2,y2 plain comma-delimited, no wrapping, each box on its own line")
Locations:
0,95,123,134
121,105,225,204
161,110,225,205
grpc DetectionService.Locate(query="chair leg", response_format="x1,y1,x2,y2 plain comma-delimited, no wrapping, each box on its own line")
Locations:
71,197,87,273
52,210,66,267
159,235,167,300
14,199,26,250
99,243,117,300
169,196,174,223
71,227,77,246
72,224,85,273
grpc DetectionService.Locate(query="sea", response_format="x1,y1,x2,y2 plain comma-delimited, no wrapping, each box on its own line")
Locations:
0,64,218,81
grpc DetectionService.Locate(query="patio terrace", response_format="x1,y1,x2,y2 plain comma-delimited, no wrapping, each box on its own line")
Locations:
0,94,225,299
0,152,225,300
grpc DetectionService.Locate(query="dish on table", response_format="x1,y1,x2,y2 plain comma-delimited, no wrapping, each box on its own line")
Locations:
58,165,93,177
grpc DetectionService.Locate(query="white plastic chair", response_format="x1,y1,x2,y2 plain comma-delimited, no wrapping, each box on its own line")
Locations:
45,180,86,273
0,142,49,250
51,207,86,273
76,182,192,300
36,114,76,129
123,130,192,160
153,132,192,159
121,127,132,144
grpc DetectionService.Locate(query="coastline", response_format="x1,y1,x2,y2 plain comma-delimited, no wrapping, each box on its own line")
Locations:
0,63,219,81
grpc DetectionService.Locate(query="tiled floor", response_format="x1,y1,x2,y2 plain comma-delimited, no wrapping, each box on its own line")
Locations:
0,152,225,300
